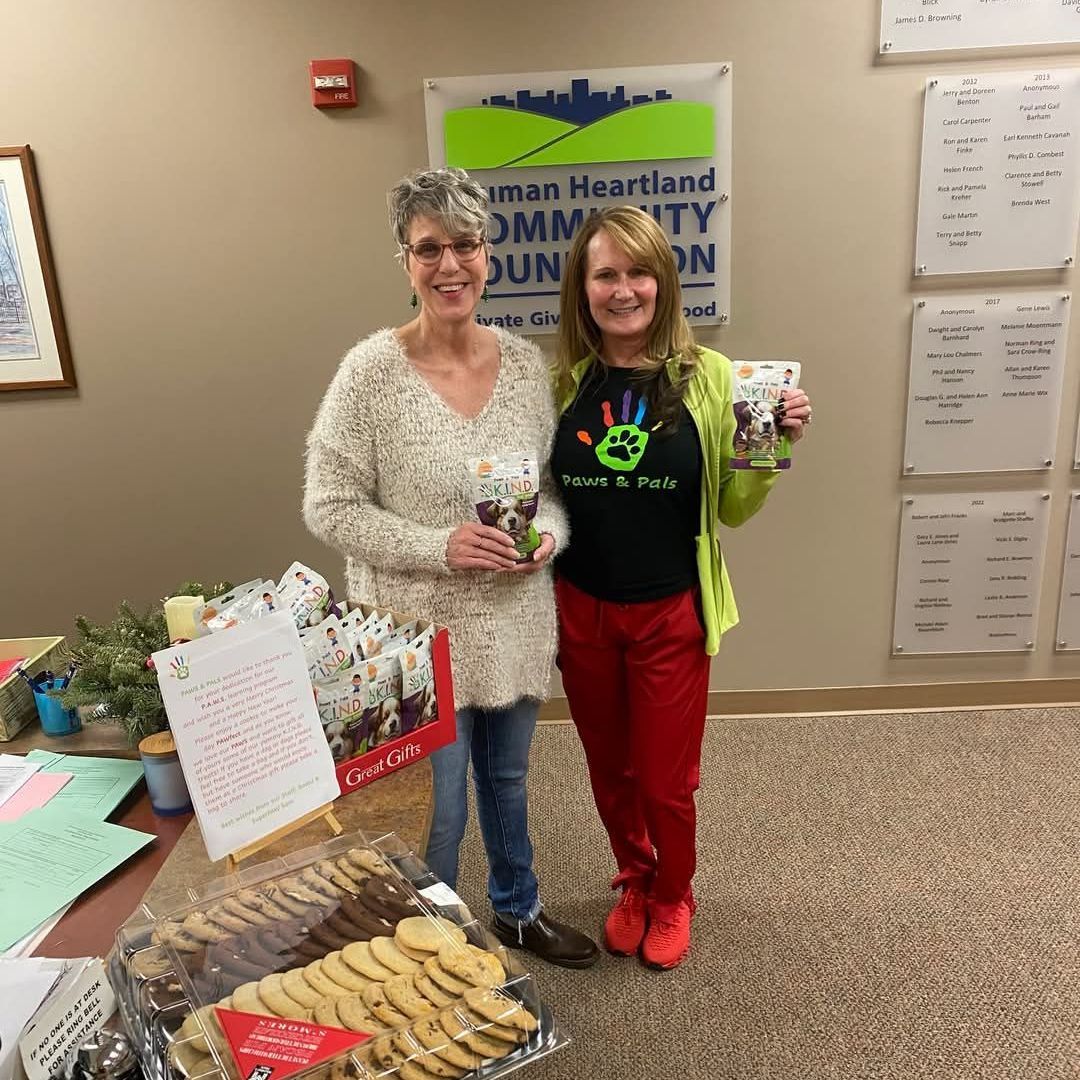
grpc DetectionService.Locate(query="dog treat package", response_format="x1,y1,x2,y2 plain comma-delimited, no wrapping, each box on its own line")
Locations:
192,580,263,637
730,360,801,470
276,561,340,628
467,451,541,562
353,611,396,661
313,668,368,759
362,649,405,749
204,581,281,633
401,625,438,735
299,614,353,681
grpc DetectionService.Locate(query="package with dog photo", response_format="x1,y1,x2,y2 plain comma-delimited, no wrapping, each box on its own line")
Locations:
313,668,368,760
730,360,801,470
362,650,405,749
401,625,438,735
467,450,541,562
300,614,352,681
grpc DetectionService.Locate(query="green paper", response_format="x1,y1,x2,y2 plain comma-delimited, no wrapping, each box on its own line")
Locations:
0,804,153,951
25,750,145,820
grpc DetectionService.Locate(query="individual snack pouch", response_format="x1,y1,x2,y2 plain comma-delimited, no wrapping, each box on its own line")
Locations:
401,625,437,735
193,579,263,636
314,668,368,757
204,581,280,632
730,360,801,470
466,451,541,562
362,651,405,749
300,614,352,680
276,561,337,628
354,612,396,661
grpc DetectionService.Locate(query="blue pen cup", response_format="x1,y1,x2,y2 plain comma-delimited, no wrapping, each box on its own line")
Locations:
34,687,82,736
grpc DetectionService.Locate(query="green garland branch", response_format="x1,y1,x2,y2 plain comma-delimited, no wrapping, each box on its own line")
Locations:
56,581,232,746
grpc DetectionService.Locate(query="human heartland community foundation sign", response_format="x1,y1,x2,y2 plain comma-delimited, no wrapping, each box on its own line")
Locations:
423,63,732,331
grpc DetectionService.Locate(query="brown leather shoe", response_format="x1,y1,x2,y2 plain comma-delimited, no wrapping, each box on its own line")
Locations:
491,910,599,969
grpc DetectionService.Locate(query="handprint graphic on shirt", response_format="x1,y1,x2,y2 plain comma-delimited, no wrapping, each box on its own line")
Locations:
576,389,650,472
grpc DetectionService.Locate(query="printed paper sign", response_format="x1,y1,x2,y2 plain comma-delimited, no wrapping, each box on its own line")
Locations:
216,1008,369,1080
20,959,116,1080
154,612,339,862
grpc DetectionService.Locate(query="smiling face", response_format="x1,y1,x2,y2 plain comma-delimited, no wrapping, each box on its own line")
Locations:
405,214,488,325
584,228,658,357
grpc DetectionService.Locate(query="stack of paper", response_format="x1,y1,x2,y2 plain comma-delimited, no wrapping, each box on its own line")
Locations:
0,751,152,955
24,750,144,819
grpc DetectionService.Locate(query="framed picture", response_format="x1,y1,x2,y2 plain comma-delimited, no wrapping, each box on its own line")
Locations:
0,146,75,391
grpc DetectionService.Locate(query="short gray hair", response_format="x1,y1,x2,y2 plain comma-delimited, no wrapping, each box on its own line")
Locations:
388,168,489,256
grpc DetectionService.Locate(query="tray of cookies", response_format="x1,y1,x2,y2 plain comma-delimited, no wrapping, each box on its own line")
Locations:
110,830,566,1080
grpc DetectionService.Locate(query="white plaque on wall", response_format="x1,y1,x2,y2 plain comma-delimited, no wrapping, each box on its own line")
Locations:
1055,495,1080,650
915,70,1080,275
894,492,1049,654
904,292,1069,474
881,0,1080,54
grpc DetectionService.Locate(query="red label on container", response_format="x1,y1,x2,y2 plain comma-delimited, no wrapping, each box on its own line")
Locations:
215,1008,369,1080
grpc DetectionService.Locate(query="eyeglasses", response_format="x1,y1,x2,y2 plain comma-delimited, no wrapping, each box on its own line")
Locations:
402,237,486,265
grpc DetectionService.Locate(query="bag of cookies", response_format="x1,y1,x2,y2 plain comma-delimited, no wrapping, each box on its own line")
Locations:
466,450,541,562
401,625,437,735
730,360,801,470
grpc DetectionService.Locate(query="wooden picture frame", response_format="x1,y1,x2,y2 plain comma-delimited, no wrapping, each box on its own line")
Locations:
0,146,75,391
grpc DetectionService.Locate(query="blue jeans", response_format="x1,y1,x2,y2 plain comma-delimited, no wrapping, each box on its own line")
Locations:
424,698,542,924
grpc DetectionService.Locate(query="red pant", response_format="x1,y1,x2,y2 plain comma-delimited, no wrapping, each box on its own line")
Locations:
555,575,711,920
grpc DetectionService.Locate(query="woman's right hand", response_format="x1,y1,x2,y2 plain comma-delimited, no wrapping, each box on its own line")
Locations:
446,522,520,571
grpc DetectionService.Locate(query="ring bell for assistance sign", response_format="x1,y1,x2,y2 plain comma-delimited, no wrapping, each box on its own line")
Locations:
424,63,732,329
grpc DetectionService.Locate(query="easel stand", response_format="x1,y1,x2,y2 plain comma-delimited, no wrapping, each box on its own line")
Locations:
224,802,343,874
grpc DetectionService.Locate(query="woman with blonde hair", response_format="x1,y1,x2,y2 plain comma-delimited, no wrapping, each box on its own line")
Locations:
551,205,812,969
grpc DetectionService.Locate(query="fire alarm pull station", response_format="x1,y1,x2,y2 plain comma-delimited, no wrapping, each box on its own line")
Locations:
310,59,357,108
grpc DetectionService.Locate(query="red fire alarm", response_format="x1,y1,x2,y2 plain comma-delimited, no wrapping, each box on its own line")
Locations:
310,59,357,109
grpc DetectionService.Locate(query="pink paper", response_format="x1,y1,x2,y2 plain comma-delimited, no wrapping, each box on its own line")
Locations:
0,771,73,821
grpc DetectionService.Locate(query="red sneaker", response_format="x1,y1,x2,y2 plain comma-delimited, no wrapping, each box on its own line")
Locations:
641,899,694,970
603,885,648,955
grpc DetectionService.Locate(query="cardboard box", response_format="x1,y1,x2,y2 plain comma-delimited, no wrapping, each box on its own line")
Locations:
0,636,67,740
332,606,456,795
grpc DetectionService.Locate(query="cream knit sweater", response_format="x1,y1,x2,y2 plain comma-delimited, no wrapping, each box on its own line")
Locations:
303,327,566,711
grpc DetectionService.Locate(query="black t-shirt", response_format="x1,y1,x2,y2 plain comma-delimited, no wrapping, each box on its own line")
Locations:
552,364,702,603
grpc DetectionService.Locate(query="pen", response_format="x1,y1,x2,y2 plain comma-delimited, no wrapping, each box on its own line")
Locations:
59,661,78,689
15,667,37,691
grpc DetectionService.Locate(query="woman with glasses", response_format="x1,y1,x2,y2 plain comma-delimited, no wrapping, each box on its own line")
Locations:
304,167,598,969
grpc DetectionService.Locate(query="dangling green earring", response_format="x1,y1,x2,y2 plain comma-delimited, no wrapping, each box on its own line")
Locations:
481,287,490,302
410,290,418,308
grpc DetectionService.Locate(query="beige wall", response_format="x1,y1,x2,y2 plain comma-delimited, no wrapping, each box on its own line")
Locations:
2,0,1079,695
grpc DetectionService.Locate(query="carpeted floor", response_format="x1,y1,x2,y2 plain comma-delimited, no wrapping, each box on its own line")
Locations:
455,710,1080,1080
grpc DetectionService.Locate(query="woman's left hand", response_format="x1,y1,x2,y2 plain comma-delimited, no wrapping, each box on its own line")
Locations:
508,532,556,574
779,389,813,443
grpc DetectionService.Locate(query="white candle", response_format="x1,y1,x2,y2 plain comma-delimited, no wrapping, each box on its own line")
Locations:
164,595,204,642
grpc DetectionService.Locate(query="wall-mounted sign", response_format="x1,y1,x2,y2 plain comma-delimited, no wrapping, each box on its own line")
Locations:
894,492,1050,655
881,0,1080,54
903,291,1069,474
915,70,1080,275
424,63,731,331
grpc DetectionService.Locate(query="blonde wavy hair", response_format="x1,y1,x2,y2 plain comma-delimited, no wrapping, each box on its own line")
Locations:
555,206,701,428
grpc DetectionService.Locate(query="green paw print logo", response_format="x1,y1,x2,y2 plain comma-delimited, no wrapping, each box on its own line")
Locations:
169,655,190,680
577,391,650,472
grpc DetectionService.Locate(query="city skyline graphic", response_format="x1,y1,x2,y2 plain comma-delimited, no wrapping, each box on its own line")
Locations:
481,78,674,126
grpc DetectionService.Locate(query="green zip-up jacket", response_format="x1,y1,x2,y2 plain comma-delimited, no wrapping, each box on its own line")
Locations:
559,348,779,654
